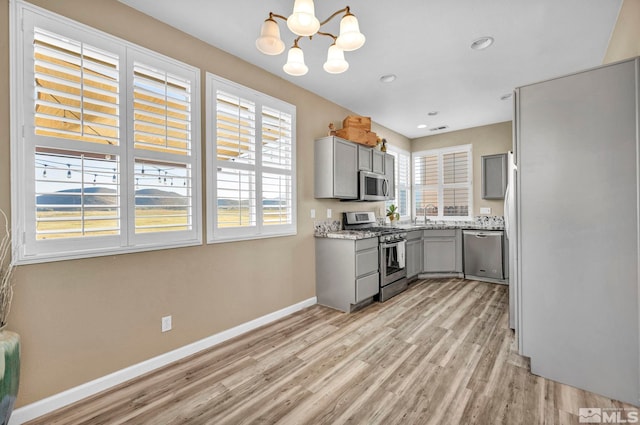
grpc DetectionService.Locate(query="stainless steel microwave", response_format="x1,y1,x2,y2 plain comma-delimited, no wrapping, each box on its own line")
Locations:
359,171,389,201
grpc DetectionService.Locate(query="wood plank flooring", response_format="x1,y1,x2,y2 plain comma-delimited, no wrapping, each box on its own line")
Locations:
26,278,637,425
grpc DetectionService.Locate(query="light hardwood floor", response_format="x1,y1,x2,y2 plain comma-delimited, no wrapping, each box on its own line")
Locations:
26,278,637,424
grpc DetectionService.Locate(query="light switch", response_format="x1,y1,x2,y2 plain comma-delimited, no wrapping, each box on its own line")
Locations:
327,209,332,218
480,207,492,215
310,209,316,218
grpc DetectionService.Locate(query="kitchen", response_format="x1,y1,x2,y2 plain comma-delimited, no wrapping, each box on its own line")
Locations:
1,0,639,424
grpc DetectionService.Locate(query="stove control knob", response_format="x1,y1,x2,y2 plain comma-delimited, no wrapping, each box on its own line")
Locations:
400,233,407,239
386,235,392,242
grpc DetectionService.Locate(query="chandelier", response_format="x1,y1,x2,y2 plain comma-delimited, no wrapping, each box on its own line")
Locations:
256,0,366,76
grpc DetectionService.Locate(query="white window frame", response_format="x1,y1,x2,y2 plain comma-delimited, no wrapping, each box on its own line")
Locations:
206,73,297,243
412,144,473,221
10,1,202,264
385,146,411,220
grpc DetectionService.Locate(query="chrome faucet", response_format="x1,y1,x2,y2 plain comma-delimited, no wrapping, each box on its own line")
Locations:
424,203,436,222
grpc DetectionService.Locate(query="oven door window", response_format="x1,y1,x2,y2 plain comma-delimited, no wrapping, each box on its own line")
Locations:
384,243,405,274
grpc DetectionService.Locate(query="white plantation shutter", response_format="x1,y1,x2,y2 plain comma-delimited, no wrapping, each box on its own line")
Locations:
33,28,120,146
133,63,192,155
413,146,472,219
262,173,293,226
385,147,411,218
215,91,256,164
216,168,257,228
14,4,201,263
442,151,470,216
414,154,439,217
262,105,293,170
35,147,120,239
130,57,198,237
207,73,296,242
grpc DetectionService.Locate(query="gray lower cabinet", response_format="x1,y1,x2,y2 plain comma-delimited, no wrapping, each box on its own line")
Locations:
406,231,423,280
422,229,462,273
316,237,379,312
314,136,358,199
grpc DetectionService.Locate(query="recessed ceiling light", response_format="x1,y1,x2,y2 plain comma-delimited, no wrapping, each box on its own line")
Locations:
379,74,397,83
417,124,427,129
500,93,513,101
427,111,439,116
470,36,494,50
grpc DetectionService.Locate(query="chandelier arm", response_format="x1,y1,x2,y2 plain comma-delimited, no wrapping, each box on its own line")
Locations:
319,7,350,27
316,31,337,41
268,12,289,22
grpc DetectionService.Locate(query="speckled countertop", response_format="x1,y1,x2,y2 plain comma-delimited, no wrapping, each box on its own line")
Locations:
315,216,505,240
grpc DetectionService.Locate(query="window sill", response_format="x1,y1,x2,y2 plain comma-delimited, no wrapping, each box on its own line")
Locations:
208,231,297,244
16,238,203,265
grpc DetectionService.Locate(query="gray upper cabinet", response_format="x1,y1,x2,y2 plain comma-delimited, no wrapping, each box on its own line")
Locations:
384,153,395,200
359,146,385,174
358,145,372,171
372,150,385,174
314,136,358,199
316,136,395,201
481,153,507,199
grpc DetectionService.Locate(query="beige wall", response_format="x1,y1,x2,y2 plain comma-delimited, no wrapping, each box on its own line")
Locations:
603,0,640,63
411,122,512,217
0,0,409,407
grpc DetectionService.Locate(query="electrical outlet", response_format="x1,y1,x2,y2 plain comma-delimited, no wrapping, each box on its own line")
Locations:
327,209,332,218
310,208,316,219
480,207,492,215
161,315,172,333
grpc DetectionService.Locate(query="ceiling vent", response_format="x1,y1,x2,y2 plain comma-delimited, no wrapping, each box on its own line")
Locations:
429,125,449,132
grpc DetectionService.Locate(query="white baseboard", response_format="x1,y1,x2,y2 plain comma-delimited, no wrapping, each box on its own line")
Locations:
9,297,317,425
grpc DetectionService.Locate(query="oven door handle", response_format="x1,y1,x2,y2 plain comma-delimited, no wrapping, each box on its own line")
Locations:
380,242,400,249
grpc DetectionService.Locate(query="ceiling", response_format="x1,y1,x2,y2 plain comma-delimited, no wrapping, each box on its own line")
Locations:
118,0,622,139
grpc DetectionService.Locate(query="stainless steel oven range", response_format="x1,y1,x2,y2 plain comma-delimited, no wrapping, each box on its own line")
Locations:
343,212,408,302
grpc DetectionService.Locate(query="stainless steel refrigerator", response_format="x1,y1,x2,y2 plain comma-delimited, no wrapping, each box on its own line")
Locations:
514,57,640,405
503,151,517,333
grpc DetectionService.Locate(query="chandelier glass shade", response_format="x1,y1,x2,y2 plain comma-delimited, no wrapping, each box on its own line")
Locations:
323,44,348,74
256,1,365,76
256,18,285,55
282,42,309,76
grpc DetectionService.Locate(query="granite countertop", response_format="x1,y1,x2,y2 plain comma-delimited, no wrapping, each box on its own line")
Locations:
314,216,505,239
315,222,504,240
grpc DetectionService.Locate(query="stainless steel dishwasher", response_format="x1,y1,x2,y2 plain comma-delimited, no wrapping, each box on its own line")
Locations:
463,230,504,280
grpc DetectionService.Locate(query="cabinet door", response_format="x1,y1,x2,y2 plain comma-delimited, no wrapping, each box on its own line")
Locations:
358,145,372,171
333,138,358,198
423,237,457,272
384,154,395,200
481,153,507,199
372,150,385,174
406,239,423,278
